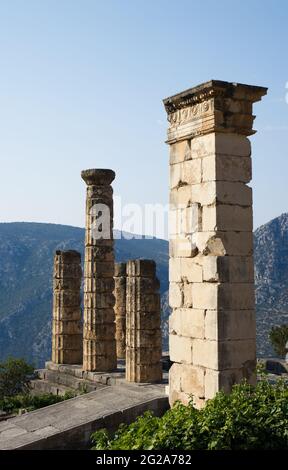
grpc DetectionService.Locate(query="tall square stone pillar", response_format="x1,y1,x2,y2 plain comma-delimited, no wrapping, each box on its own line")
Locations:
81,169,117,372
163,80,267,408
126,260,162,383
52,250,82,364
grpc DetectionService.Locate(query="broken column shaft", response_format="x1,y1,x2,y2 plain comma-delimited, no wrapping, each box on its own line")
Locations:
114,262,127,359
52,250,82,364
81,169,117,371
126,259,162,383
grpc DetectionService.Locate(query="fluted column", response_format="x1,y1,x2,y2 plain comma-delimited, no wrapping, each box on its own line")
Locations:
52,250,82,364
114,262,127,359
81,169,117,371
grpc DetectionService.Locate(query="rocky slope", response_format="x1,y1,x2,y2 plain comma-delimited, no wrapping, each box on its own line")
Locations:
0,215,288,366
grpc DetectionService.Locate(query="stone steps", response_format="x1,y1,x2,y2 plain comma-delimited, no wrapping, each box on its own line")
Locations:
30,379,75,397
33,369,106,394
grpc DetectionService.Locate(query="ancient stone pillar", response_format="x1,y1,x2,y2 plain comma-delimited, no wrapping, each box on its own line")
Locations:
164,80,267,407
126,259,162,383
52,250,82,364
114,262,127,359
81,169,117,372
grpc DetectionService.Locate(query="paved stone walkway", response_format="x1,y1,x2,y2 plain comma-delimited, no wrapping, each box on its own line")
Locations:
0,382,168,450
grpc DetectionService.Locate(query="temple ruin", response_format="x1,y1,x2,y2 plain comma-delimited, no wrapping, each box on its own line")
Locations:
45,80,268,405
0,78,270,450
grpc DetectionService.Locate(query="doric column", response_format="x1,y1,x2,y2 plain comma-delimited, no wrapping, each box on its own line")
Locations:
81,169,117,372
114,262,127,359
126,260,162,383
52,250,82,364
163,80,267,408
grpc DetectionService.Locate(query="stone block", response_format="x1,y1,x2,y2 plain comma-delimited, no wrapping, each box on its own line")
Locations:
204,367,256,400
83,307,115,324
169,282,183,308
192,231,253,256
192,283,218,310
202,256,254,283
126,363,162,383
169,334,193,364
218,340,256,370
53,291,81,308
170,140,191,165
202,155,252,183
183,281,193,307
202,204,253,232
54,334,83,350
192,339,218,369
170,159,201,189
170,185,192,207
126,311,161,330
126,259,156,277
126,329,162,349
169,309,205,339
169,236,198,258
215,181,252,206
204,309,256,341
192,283,254,310
190,133,251,159
169,257,203,283
169,363,205,398
83,323,116,341
126,347,162,366
52,320,82,336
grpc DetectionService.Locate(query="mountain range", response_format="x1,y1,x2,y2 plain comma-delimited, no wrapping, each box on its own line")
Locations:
0,216,287,367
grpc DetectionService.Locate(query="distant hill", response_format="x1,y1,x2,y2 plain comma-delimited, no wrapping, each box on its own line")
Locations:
254,213,288,356
0,217,288,366
0,222,168,366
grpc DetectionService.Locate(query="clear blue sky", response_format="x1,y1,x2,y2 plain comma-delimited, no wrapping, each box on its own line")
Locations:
0,0,287,237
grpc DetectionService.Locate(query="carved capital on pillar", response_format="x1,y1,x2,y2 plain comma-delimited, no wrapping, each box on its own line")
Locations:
81,169,115,186
163,80,267,143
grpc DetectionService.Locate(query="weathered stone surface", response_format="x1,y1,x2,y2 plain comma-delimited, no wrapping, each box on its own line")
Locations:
114,262,127,359
191,283,255,310
202,204,253,232
202,256,254,283
169,308,205,339
202,154,252,183
169,334,193,364
193,338,256,371
205,309,256,341
82,169,117,372
169,363,205,398
51,250,82,365
126,260,162,383
164,80,266,407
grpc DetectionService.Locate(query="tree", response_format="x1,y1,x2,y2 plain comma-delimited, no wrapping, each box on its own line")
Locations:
0,358,34,399
269,324,288,357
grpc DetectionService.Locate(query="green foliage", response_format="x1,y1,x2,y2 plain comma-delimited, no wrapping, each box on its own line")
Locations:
0,357,34,399
91,378,288,450
269,324,288,357
0,390,77,414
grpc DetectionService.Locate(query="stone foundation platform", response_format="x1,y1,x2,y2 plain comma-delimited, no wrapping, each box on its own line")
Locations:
31,355,170,396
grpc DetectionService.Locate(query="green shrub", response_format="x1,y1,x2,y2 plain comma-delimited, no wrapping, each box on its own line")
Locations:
91,377,288,450
0,357,34,399
0,390,77,414
269,324,288,357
